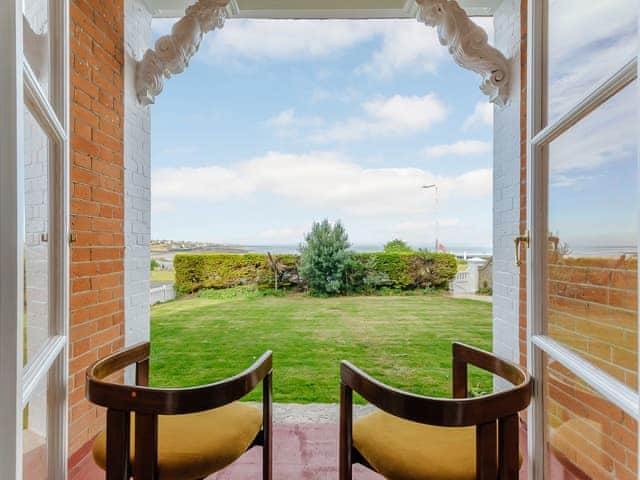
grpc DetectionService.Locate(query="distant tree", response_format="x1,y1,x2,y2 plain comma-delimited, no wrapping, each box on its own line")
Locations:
150,259,159,271
299,220,351,295
383,239,413,253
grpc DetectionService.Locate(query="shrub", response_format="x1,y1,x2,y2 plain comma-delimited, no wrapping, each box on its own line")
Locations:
150,259,159,270
299,220,351,295
174,251,458,295
353,252,458,290
174,253,299,294
383,239,413,253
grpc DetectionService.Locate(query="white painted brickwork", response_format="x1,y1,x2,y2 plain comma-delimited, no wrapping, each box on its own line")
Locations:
492,0,521,371
124,0,153,356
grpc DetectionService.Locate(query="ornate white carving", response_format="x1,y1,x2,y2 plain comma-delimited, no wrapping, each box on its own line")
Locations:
136,0,230,105
416,0,510,106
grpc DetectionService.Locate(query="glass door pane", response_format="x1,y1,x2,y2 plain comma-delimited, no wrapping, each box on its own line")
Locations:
22,374,49,480
543,354,638,479
545,81,638,389
23,0,51,98
545,0,638,125
23,106,51,367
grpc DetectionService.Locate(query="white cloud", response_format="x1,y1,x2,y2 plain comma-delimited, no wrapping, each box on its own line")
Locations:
549,83,635,174
154,17,497,80
309,93,447,143
356,21,444,77
425,140,491,158
205,19,378,60
266,109,324,138
267,109,295,129
392,218,460,234
463,101,493,130
546,1,636,120
153,151,492,217
201,18,493,77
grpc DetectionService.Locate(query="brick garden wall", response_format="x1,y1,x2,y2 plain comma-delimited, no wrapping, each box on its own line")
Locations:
68,0,125,460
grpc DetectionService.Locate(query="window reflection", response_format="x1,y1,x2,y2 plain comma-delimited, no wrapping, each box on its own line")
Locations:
545,0,637,124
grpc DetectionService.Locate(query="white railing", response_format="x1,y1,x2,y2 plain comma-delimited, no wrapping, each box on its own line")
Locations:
450,258,488,294
150,285,175,305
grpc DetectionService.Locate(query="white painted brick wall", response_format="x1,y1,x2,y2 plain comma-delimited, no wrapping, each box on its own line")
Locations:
493,0,521,375
124,0,152,359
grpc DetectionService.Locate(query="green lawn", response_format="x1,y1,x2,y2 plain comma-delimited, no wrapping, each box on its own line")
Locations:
150,291,492,403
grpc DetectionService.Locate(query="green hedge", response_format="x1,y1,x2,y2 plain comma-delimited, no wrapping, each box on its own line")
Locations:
174,253,299,294
174,252,457,295
353,252,457,290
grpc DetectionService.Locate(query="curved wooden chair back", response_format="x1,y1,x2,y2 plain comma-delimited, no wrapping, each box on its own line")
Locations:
339,342,532,480
86,342,273,480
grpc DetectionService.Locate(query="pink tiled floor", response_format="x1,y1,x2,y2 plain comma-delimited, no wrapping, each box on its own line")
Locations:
71,423,533,479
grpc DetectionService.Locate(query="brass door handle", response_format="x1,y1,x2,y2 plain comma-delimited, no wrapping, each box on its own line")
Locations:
514,231,530,267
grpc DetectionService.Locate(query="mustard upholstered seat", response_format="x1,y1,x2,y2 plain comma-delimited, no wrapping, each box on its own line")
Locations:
93,402,262,480
340,344,531,480
353,411,523,480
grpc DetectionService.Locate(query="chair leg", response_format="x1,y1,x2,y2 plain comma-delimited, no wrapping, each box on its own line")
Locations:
339,383,353,480
106,409,130,480
263,372,273,480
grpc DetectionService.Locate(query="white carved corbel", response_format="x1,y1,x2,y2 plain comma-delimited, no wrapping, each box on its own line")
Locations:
136,0,230,105
416,0,510,106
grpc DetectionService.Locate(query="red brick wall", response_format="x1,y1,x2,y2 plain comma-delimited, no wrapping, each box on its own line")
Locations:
68,0,125,459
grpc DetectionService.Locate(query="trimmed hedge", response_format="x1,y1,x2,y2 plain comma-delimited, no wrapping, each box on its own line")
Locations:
174,253,299,294
174,252,457,295
353,252,457,290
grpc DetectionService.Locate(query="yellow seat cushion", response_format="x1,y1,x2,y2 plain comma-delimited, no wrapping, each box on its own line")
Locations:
354,411,521,480
93,402,262,480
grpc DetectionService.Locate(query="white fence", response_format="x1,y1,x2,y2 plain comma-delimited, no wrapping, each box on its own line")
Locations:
150,285,175,305
450,257,488,295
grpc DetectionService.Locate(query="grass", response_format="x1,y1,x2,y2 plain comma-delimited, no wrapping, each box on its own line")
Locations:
151,269,175,283
150,289,492,403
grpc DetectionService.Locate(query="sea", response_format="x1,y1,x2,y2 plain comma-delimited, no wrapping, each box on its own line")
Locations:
242,244,494,257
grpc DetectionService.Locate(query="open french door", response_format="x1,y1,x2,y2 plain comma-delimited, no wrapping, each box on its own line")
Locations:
0,0,69,478
526,1,639,479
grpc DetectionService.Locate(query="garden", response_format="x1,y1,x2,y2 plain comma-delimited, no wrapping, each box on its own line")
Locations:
149,220,493,402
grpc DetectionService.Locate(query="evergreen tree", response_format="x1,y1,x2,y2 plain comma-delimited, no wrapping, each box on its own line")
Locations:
299,219,351,295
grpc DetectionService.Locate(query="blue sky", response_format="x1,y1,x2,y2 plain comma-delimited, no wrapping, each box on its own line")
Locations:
150,18,497,248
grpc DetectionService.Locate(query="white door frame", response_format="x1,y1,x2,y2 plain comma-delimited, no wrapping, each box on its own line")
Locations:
525,1,640,479
0,1,25,478
0,1,69,478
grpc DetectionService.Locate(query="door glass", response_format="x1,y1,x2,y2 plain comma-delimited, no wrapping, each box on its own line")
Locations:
543,354,638,479
23,107,51,366
545,81,638,389
545,0,637,125
22,375,48,480
22,0,50,97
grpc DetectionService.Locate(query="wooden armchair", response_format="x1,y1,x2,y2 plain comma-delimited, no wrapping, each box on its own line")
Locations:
86,342,272,480
339,342,532,480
